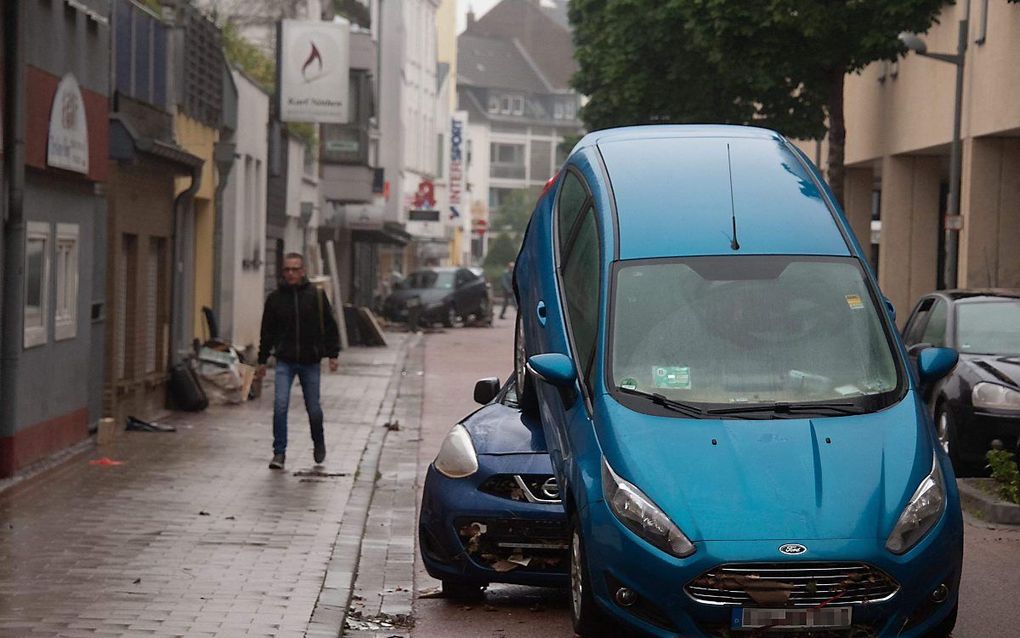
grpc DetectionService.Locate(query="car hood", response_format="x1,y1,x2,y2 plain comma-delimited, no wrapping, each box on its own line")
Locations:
386,288,450,306
595,394,933,542
463,402,548,455
960,353,1020,388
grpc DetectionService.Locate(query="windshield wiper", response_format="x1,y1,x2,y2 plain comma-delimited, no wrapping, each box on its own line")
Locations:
706,401,864,417
616,386,705,418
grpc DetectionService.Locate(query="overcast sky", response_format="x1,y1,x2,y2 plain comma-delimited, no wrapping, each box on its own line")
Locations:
456,0,499,34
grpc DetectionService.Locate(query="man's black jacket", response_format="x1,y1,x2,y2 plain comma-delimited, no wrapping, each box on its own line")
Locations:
258,280,341,365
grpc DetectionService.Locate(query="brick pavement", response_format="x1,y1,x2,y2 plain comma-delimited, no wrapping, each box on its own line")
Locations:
0,334,413,638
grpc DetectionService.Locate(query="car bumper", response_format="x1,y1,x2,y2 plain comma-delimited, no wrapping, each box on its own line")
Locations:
578,499,963,637
419,461,569,588
957,406,1020,461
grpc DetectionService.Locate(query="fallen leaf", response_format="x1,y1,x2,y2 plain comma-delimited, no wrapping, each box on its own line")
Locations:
132,578,141,584
89,457,124,466
198,511,210,516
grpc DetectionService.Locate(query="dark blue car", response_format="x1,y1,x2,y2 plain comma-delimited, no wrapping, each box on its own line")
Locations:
418,377,568,598
513,125,963,637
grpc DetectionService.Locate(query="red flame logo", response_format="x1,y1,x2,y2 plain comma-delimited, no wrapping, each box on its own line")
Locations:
301,42,323,81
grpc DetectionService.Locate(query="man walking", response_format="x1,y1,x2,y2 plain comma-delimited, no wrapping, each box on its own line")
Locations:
256,253,341,470
499,261,516,320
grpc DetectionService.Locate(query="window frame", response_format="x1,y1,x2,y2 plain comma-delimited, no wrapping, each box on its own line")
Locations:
24,221,52,348
54,223,80,341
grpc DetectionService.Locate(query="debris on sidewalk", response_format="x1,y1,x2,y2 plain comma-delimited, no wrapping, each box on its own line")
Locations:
292,469,348,478
125,416,177,433
384,419,400,431
344,610,414,632
88,457,123,466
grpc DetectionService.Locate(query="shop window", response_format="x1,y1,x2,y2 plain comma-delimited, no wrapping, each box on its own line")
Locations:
55,224,79,341
24,222,51,348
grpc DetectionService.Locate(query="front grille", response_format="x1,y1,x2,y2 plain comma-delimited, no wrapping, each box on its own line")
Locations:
686,562,899,608
479,474,561,503
454,517,569,573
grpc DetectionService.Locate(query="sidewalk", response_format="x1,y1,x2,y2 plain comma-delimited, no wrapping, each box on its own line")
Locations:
0,333,416,638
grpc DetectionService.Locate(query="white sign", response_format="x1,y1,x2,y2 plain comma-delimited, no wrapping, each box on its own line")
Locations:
279,20,350,124
47,74,89,174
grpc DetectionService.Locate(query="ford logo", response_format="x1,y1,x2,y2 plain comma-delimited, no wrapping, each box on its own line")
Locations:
779,543,807,555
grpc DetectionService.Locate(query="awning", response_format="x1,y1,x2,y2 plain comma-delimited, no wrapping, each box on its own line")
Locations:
352,221,411,246
109,115,204,171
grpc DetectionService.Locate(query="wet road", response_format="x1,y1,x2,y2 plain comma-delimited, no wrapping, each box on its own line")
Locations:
409,313,1020,637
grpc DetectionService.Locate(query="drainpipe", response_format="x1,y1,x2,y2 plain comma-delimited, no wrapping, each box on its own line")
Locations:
1,0,26,453
171,165,201,364
212,140,235,329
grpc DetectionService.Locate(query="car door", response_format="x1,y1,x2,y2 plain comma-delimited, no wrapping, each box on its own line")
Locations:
453,269,473,313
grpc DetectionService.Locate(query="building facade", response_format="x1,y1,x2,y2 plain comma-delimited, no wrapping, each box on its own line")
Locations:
1,0,111,476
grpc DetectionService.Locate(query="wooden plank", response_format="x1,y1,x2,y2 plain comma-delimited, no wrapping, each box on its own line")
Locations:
326,240,349,350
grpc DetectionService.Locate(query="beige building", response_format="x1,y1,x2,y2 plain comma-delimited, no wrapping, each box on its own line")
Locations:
811,1,1020,325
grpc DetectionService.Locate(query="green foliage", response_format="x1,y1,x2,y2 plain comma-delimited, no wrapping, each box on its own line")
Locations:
288,122,317,153
986,450,1020,504
222,21,275,92
490,189,536,239
334,0,372,28
483,233,520,283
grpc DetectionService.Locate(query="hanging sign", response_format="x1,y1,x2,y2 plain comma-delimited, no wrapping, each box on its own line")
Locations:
279,19,350,124
47,74,89,174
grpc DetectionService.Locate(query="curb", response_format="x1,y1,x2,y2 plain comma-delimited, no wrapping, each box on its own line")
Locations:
958,478,1020,525
307,333,422,638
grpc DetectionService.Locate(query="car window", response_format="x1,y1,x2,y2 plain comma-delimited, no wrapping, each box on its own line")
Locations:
406,270,454,289
557,171,588,261
919,299,947,347
611,256,900,409
903,298,935,345
561,206,600,388
956,300,1020,355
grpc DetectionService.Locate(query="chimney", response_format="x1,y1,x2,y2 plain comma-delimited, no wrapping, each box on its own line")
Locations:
466,5,476,30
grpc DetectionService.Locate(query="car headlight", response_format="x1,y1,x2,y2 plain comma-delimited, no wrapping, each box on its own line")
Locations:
885,452,946,554
602,458,695,558
434,424,478,478
972,382,1020,411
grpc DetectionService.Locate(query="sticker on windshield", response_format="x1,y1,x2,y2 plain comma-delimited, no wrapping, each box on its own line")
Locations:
620,377,639,391
845,294,864,310
653,366,691,390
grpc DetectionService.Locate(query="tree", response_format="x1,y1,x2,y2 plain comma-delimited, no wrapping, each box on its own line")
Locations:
571,0,948,205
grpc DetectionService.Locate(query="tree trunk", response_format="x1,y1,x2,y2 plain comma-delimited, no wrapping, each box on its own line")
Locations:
825,68,847,208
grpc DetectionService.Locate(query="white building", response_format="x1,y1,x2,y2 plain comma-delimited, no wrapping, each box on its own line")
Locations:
219,69,269,353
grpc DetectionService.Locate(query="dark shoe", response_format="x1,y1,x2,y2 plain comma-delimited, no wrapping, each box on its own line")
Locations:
269,453,285,470
313,443,326,464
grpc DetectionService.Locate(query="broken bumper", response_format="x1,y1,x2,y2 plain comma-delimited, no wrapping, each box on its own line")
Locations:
419,457,569,588
579,498,962,637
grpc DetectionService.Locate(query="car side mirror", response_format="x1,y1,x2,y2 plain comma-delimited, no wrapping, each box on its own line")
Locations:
883,297,896,323
917,347,958,385
526,353,576,387
473,377,500,405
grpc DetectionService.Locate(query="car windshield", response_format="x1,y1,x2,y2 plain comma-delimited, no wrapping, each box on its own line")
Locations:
956,300,1020,355
610,256,901,411
406,270,455,289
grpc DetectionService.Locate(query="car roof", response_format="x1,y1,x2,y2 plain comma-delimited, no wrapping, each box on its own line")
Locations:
936,289,1020,303
579,125,852,260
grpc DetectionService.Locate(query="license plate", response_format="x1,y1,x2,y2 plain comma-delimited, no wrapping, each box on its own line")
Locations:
732,607,852,630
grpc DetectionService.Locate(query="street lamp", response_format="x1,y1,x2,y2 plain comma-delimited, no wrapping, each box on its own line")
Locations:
898,18,968,290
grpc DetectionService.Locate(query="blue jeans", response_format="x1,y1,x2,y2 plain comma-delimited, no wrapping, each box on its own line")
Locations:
273,360,324,455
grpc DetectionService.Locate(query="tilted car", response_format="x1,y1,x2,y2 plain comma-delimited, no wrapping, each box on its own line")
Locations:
418,376,568,598
383,267,492,327
901,289,1020,475
513,125,963,637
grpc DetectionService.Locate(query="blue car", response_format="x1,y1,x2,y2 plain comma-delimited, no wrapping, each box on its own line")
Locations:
419,376,569,598
512,125,963,637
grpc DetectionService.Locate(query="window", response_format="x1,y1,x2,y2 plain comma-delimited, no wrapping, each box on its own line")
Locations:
55,224,79,341
500,95,512,114
556,171,589,259
554,102,564,119
903,298,935,346
488,95,500,114
489,143,525,179
561,208,600,387
920,299,947,347
511,95,524,115
24,222,51,348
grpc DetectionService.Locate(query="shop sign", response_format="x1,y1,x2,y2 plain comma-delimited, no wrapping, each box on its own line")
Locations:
47,74,89,174
279,20,350,124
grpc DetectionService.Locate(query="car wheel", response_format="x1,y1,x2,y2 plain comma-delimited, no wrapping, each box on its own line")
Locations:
478,296,492,326
570,517,614,637
442,304,456,328
515,314,539,416
922,602,957,638
935,404,973,476
441,580,485,601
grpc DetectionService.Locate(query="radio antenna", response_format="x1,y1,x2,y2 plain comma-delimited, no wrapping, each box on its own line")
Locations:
726,144,740,251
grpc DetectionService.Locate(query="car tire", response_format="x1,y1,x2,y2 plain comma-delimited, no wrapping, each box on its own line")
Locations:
441,580,485,601
570,517,615,637
442,304,456,328
478,296,493,326
515,314,539,417
922,602,957,638
935,404,974,477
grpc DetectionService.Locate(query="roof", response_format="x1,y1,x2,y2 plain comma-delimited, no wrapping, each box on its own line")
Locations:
936,290,1020,302
457,33,549,93
588,126,851,260
465,0,577,91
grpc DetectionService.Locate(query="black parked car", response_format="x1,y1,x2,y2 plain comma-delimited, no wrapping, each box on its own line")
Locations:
902,290,1020,474
383,267,492,328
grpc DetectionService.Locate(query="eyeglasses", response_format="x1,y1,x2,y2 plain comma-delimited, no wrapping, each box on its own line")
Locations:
282,267,303,272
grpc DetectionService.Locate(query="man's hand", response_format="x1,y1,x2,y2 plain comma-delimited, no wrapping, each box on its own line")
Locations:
255,364,267,379
328,358,339,372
